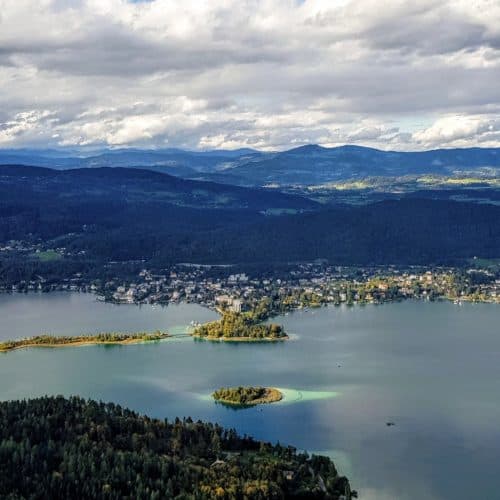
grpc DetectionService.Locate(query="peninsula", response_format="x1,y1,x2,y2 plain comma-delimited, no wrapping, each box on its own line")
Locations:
0,331,169,352
193,311,287,341
213,386,283,406
0,396,353,499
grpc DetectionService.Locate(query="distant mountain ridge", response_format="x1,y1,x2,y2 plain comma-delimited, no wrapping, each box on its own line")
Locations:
0,164,316,212
227,145,500,185
1,145,500,186
0,147,265,178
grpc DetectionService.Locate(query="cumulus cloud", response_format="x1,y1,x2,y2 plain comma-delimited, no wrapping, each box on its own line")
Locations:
413,115,500,148
0,0,499,150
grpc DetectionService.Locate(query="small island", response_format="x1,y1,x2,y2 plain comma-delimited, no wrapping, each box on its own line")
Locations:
193,311,288,342
0,331,169,353
212,386,283,406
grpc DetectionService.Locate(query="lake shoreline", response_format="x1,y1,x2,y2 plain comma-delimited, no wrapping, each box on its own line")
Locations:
1,287,499,308
0,333,170,353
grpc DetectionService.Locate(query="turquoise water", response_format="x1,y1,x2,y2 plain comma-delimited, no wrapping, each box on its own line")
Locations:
1,294,499,500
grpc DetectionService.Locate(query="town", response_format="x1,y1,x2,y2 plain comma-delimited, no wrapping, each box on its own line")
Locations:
1,241,499,312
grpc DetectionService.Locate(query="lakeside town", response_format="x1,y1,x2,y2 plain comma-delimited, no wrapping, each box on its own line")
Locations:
1,241,499,311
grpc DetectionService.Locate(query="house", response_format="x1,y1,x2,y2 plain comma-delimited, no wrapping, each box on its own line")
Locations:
215,296,243,313
231,299,242,313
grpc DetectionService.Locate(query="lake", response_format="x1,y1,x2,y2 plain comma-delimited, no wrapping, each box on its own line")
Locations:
1,293,499,500
0,292,219,338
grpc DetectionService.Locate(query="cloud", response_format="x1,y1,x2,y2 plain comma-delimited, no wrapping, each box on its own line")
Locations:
0,110,57,145
412,115,500,148
0,0,499,150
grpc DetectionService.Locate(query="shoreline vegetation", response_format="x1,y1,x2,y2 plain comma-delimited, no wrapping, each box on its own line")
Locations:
193,308,288,342
0,396,354,499
213,386,283,406
0,331,169,352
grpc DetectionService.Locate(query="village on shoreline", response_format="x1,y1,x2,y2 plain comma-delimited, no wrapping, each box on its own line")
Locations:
1,260,499,311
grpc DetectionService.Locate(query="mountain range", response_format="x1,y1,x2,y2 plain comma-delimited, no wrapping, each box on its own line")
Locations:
2,145,499,186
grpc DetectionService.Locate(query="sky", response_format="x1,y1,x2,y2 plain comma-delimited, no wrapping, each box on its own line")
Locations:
0,0,500,151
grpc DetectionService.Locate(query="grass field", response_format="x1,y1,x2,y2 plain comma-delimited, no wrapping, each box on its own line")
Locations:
31,250,62,262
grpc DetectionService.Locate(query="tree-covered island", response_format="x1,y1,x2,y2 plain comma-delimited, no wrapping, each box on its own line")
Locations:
0,396,355,499
213,386,283,406
0,331,169,352
193,310,287,341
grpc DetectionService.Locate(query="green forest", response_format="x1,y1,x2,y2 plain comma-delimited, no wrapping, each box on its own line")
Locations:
1,165,499,269
0,396,353,499
194,311,286,340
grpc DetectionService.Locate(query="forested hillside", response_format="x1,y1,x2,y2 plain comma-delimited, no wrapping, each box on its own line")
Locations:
208,199,500,265
0,396,352,499
0,164,315,212
59,198,500,265
1,165,499,267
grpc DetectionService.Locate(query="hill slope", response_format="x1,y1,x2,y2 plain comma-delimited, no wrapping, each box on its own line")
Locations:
1,175,498,265
0,164,316,212
214,198,500,264
1,165,498,266
0,396,352,499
